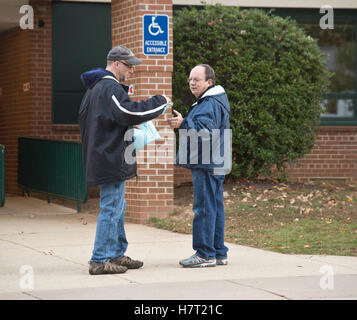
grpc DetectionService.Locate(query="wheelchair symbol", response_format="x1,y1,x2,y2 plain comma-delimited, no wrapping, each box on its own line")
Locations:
148,16,164,36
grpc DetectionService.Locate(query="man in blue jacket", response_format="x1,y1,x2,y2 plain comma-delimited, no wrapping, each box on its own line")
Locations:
168,64,231,268
79,45,170,275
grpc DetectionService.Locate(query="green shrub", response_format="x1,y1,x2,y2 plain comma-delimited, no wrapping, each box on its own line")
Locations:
173,4,331,180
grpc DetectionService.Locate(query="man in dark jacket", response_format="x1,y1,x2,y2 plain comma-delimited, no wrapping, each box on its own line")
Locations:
79,45,170,275
168,64,231,268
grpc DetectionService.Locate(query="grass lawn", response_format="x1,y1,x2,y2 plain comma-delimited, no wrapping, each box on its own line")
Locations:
148,180,357,256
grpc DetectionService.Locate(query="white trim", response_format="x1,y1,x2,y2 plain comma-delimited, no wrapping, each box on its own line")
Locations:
173,0,357,9
201,85,225,99
103,75,167,116
192,85,226,106
102,75,119,83
111,95,167,116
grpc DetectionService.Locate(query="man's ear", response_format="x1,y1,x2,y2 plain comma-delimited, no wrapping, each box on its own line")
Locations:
207,79,213,86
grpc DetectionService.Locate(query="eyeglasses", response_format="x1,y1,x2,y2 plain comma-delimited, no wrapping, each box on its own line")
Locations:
187,78,206,84
119,61,134,69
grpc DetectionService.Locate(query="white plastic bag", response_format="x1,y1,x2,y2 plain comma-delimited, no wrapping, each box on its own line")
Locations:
133,121,161,151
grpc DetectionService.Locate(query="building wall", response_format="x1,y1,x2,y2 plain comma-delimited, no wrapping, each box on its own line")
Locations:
174,127,357,185
29,0,81,141
0,28,31,194
58,0,357,9
288,127,357,182
172,0,357,9
0,0,84,195
1,0,356,219
111,0,174,223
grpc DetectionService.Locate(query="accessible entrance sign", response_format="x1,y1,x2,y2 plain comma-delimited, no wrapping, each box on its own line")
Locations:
143,15,169,55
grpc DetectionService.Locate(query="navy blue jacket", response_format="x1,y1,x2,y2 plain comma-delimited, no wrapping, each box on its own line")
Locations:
79,68,167,186
176,85,231,175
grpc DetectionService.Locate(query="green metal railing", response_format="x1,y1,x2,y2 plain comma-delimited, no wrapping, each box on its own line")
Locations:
0,144,5,207
18,137,88,212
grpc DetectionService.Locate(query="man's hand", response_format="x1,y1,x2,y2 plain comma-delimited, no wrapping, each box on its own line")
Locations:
162,95,172,105
167,110,183,129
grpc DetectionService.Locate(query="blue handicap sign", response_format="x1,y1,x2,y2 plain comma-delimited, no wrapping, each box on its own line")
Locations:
143,15,169,55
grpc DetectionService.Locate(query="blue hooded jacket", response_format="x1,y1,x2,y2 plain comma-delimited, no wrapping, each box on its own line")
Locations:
78,68,167,186
176,85,231,175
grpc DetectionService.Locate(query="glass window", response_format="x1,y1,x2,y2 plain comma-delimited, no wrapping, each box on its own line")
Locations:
300,22,355,94
297,20,357,123
321,99,354,117
268,8,357,125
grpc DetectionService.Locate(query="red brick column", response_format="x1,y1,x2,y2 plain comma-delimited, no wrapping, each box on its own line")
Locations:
111,0,174,223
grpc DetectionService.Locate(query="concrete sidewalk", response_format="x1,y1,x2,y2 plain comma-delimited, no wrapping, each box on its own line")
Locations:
0,195,356,300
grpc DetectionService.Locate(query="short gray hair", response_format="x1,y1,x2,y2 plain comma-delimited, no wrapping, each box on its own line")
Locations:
106,60,114,67
197,64,215,85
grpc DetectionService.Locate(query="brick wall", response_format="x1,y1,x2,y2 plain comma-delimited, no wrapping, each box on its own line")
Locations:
111,0,174,223
29,0,81,142
174,126,357,185
288,126,357,182
0,28,31,194
174,166,192,186
0,1,82,195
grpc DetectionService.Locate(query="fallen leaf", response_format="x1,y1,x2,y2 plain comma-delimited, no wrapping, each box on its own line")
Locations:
42,250,55,255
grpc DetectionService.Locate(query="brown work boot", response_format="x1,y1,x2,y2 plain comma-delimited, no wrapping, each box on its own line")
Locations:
111,255,144,269
89,261,128,275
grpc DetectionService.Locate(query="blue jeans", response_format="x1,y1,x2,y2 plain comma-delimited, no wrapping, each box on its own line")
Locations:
191,169,229,260
90,181,128,264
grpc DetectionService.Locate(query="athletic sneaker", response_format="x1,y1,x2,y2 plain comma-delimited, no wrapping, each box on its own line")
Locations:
111,255,144,269
89,261,127,275
179,253,216,268
216,258,228,266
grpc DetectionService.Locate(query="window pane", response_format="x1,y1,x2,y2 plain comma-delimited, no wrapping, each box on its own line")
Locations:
300,22,356,94
321,99,354,118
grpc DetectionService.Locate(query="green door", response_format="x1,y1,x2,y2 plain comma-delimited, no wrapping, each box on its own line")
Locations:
52,1,111,124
